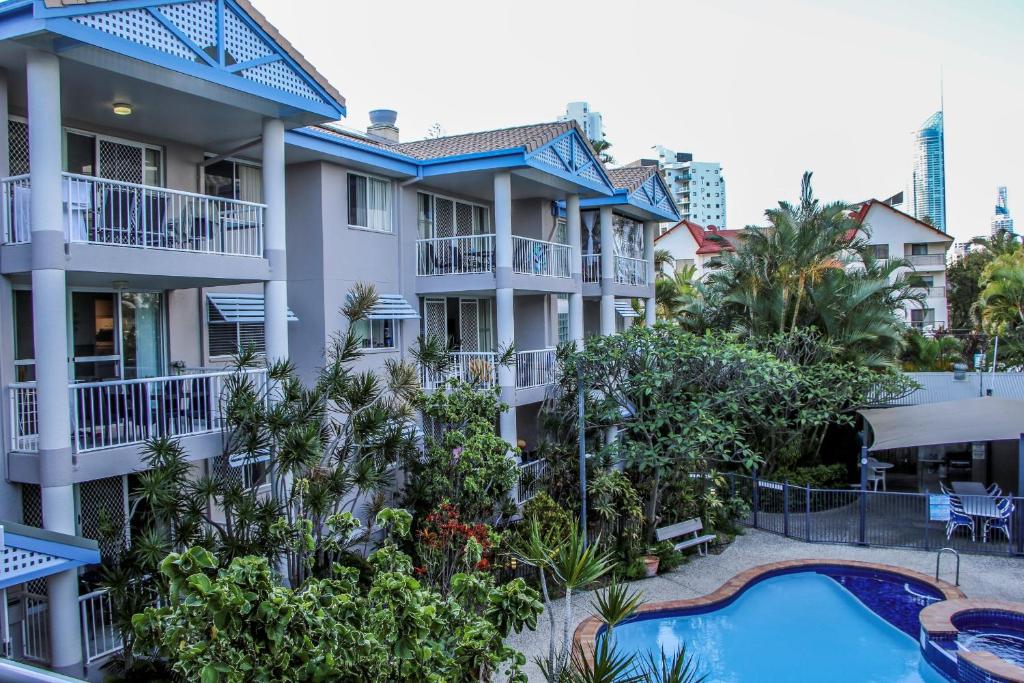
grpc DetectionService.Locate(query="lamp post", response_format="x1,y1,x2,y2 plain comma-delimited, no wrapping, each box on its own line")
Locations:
577,364,588,547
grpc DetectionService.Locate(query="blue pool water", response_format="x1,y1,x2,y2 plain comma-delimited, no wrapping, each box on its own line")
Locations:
611,572,947,682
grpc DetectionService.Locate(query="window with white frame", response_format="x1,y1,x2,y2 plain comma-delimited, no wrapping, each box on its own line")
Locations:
207,299,265,358
348,172,392,232
352,318,396,350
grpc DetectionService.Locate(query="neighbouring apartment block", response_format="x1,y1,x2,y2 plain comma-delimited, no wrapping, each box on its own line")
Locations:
654,146,726,229
0,0,677,675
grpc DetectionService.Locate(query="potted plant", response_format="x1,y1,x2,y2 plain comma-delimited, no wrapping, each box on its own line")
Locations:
641,551,660,577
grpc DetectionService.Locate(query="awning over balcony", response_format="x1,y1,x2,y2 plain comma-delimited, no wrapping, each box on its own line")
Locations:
615,300,640,318
365,294,420,320
1,521,100,589
207,294,298,323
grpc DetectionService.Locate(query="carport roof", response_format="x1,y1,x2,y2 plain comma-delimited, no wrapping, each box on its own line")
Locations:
859,397,1024,452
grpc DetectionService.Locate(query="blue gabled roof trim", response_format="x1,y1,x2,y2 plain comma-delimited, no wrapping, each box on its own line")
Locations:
525,129,614,196
627,170,679,221
0,523,101,588
578,173,679,222
18,0,345,119
288,128,420,176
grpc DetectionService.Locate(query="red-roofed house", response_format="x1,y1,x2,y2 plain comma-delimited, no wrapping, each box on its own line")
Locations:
654,219,744,275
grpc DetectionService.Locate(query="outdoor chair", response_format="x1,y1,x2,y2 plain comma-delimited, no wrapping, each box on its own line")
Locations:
984,498,1014,543
865,459,887,491
939,481,952,495
946,497,975,541
97,186,137,245
986,483,1002,497
140,194,169,248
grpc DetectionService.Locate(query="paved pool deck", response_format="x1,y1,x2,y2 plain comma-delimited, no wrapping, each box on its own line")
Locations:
506,529,1024,681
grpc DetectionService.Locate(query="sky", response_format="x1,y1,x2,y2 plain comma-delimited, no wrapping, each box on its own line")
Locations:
257,0,1023,242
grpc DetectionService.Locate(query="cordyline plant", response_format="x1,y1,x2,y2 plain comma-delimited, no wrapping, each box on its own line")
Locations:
99,283,423,676
133,508,544,683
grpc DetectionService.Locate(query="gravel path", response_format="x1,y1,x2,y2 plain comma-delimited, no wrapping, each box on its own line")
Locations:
505,528,1024,681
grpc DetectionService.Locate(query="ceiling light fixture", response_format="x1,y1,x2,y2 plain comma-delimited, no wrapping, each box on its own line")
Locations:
112,102,132,116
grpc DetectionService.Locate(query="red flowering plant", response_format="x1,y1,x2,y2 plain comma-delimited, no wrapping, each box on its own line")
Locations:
415,502,496,594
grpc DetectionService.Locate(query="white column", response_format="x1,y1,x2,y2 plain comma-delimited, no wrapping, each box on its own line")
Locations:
566,194,584,347
493,172,516,444
27,50,82,677
599,206,615,335
644,220,657,326
262,118,288,362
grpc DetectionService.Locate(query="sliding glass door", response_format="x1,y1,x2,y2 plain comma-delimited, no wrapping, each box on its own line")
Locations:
67,290,165,382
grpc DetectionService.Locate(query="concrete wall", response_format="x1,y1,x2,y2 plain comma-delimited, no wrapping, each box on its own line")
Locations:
514,295,552,350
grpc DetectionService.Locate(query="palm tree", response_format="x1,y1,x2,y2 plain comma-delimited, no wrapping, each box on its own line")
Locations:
971,231,1022,258
591,138,615,165
655,264,700,319
705,172,918,367
654,247,676,278
978,251,1024,333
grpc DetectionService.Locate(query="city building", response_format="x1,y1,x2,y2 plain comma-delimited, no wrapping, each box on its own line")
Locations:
991,186,1015,235
653,146,726,229
558,101,603,143
654,219,741,276
850,199,954,332
0,2,676,675
909,111,947,233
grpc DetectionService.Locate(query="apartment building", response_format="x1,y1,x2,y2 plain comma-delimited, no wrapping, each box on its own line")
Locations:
653,147,726,228
851,200,954,332
0,1,675,676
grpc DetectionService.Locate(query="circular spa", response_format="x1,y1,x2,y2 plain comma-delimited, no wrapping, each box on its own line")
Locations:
574,560,969,682
920,599,1024,681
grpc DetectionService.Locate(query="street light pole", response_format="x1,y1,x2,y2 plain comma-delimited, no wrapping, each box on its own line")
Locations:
577,364,588,547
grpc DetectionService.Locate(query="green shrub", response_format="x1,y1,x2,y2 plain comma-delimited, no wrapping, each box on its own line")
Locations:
511,492,572,551
651,540,687,573
774,463,847,489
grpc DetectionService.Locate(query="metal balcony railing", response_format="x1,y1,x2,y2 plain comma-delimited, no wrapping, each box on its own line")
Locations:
8,368,267,453
515,348,557,389
582,254,600,283
512,236,571,278
416,235,495,276
420,352,497,391
1,173,266,256
907,253,945,268
615,255,649,286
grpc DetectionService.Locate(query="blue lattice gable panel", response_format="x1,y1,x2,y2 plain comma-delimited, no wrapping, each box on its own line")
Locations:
526,129,614,196
34,0,344,118
628,172,679,221
1,521,101,589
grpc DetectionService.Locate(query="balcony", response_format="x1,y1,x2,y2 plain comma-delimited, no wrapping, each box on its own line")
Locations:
1,173,265,257
515,348,557,389
8,368,267,453
615,255,649,286
911,286,946,298
582,254,600,283
512,236,571,278
907,253,945,269
416,235,495,276
420,352,497,391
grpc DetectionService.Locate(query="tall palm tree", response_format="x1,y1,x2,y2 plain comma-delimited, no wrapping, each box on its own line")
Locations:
971,231,1022,258
978,251,1024,333
654,248,676,278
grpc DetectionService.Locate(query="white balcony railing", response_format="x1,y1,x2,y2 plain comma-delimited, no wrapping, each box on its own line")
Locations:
7,368,267,453
416,235,495,276
1,173,266,257
615,255,649,286
513,236,571,278
582,254,600,283
911,285,946,298
79,589,122,665
515,458,548,506
421,352,497,391
20,592,49,664
907,253,945,268
515,348,557,389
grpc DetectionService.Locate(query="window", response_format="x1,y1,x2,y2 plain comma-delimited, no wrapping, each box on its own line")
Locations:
867,244,890,260
911,308,935,329
416,192,489,238
910,243,929,256
204,158,263,202
352,318,395,350
13,289,34,381
348,172,392,232
207,299,265,358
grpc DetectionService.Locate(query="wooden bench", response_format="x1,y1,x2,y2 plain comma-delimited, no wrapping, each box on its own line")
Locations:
655,518,716,556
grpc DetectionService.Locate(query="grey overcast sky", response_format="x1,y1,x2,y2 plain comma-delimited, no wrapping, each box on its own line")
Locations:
258,0,1023,241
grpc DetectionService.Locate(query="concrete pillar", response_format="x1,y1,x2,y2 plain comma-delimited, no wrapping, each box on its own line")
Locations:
644,220,657,326
599,206,615,335
493,172,516,443
566,194,584,347
27,49,82,677
262,118,288,363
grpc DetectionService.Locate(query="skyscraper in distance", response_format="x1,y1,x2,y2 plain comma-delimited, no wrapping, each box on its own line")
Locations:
558,101,604,143
992,186,1015,235
910,110,947,233
653,145,726,229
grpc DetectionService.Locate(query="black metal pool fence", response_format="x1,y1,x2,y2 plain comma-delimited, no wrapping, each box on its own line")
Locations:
725,473,1024,557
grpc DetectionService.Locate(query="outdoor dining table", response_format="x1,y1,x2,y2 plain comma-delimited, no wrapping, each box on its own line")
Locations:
951,481,989,496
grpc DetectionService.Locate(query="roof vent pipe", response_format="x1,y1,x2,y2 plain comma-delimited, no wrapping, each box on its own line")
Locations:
368,109,399,142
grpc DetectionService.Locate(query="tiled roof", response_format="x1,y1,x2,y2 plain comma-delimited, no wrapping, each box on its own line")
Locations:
310,124,407,153
884,372,1024,406
606,165,658,192
42,0,345,107
391,121,580,160
656,219,742,255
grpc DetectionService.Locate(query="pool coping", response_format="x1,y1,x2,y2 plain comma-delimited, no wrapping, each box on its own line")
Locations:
572,558,965,656
920,599,1024,682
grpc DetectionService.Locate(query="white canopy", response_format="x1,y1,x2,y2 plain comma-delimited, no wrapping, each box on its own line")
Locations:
859,398,1024,452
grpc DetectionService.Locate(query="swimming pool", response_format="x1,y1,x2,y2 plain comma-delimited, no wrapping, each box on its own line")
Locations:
609,570,948,682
